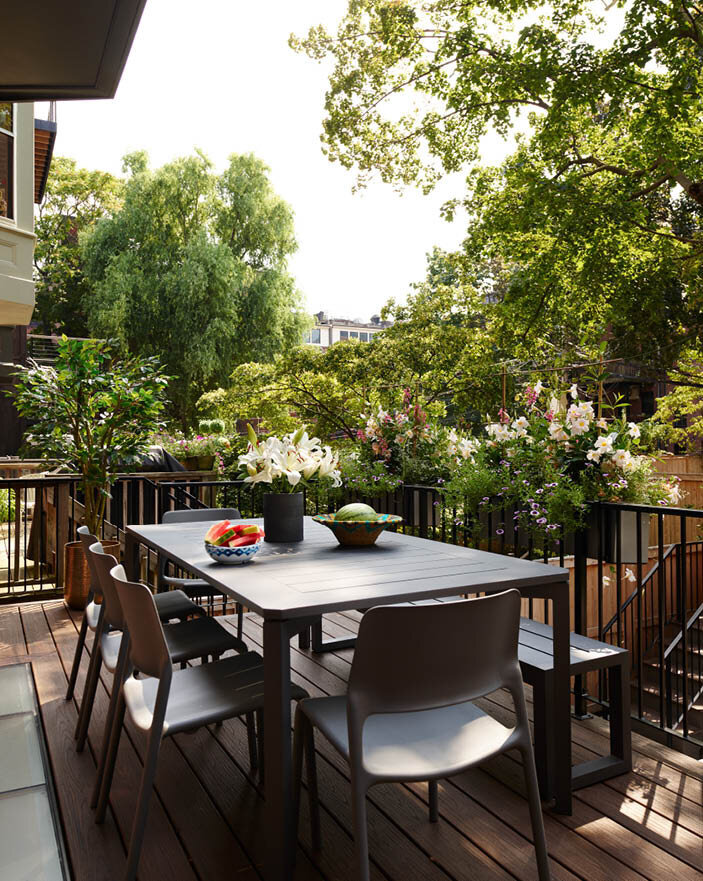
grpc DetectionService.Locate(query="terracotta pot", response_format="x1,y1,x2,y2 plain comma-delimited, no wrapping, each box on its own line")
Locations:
64,538,120,610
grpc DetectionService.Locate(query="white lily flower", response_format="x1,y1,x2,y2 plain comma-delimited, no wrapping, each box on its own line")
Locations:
628,422,641,440
624,568,637,584
533,380,544,395
596,417,608,429
569,383,578,399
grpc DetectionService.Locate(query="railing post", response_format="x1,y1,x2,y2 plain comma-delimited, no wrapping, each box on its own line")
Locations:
573,526,590,718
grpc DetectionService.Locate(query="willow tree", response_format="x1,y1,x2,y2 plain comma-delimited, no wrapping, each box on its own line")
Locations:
82,151,308,428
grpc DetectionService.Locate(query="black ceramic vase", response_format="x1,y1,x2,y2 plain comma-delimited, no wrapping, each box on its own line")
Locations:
262,492,304,542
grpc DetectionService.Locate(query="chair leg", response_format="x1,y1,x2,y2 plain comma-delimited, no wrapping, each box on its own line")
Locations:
236,603,243,640
95,690,127,824
304,717,321,850
124,726,163,881
350,776,371,881
293,710,305,833
428,779,439,823
91,643,130,809
256,709,264,783
66,613,89,700
75,638,103,752
246,712,258,771
520,743,551,881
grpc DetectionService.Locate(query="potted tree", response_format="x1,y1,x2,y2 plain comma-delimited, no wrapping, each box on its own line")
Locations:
12,336,169,608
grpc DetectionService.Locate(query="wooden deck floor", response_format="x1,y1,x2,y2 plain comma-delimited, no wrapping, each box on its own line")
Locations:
1,599,701,881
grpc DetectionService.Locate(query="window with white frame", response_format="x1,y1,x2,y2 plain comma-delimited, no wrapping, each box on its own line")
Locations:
0,103,13,219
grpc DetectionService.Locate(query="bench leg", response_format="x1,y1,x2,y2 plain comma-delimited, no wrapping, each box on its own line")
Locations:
608,662,632,766
311,616,357,654
571,660,632,790
531,676,555,800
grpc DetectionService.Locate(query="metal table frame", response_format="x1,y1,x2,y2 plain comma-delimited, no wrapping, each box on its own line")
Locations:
125,518,571,881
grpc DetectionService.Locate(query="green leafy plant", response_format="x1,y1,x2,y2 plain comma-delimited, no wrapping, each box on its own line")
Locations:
11,337,170,535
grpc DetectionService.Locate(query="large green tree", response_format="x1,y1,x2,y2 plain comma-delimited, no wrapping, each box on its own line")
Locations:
33,157,123,335
82,151,309,428
293,1,703,365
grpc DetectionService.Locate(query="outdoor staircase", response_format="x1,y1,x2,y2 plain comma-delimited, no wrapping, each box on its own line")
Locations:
631,612,703,745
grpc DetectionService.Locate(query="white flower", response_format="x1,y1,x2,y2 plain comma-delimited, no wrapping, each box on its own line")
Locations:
594,435,614,454
611,448,632,469
602,574,611,586
569,416,590,436
628,422,641,440
624,568,637,584
512,416,529,430
586,449,602,463
533,380,544,395
569,383,578,399
596,417,608,429
548,396,560,415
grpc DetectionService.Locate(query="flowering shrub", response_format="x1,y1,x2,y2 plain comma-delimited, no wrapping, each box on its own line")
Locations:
444,381,684,547
357,392,476,485
237,425,342,492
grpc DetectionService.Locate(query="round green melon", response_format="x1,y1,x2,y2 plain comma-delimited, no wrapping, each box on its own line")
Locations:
334,503,378,521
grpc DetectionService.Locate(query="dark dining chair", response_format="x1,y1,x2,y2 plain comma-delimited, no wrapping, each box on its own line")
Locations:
160,507,245,635
68,526,206,704
293,590,551,881
75,538,249,756
100,563,310,881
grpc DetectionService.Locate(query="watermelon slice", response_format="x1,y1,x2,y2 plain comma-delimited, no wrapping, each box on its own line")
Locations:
212,526,240,546
228,534,261,547
204,520,230,544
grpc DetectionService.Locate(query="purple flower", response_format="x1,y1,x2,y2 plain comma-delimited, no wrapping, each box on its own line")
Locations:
496,528,504,535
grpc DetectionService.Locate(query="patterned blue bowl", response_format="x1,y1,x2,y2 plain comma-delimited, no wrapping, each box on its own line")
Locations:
204,540,263,564
312,513,403,546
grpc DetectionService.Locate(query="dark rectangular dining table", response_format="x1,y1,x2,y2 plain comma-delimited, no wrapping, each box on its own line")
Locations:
125,517,571,881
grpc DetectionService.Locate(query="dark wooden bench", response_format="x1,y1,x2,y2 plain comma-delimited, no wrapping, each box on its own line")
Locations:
518,617,632,795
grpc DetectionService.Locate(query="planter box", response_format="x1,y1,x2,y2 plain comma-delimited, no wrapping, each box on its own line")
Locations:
586,507,650,564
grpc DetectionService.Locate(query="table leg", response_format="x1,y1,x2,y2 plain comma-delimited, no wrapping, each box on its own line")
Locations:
125,533,140,581
551,582,572,814
264,617,295,881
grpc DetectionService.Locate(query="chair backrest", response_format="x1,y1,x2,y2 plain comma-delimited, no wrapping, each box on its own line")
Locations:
162,507,241,524
111,564,171,679
77,525,101,599
348,590,522,722
88,542,124,630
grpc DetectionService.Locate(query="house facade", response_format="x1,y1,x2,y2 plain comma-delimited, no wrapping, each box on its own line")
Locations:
304,312,391,349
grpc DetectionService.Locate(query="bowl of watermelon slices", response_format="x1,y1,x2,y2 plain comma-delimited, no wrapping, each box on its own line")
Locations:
203,520,265,564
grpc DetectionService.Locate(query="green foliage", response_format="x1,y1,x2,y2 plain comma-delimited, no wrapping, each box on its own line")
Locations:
82,151,309,429
198,418,225,435
294,1,703,367
651,350,703,451
11,337,169,534
33,157,124,335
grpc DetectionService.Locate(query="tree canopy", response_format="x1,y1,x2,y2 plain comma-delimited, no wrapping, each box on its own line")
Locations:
82,151,309,428
293,1,703,366
33,157,124,335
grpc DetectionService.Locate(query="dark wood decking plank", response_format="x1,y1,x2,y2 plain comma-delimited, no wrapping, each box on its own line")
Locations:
66,605,325,881
45,601,201,881
20,603,128,881
284,613,703,881
483,685,703,822
238,616,571,881
0,603,26,656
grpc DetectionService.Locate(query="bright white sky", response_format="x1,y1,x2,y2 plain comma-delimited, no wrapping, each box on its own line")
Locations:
39,0,518,320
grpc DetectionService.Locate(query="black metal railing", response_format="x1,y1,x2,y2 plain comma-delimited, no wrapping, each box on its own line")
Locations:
2,474,702,754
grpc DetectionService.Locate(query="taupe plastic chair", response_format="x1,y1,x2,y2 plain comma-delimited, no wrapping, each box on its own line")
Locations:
160,507,244,634
293,590,551,881
101,563,310,881
69,526,205,704
75,539,249,755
